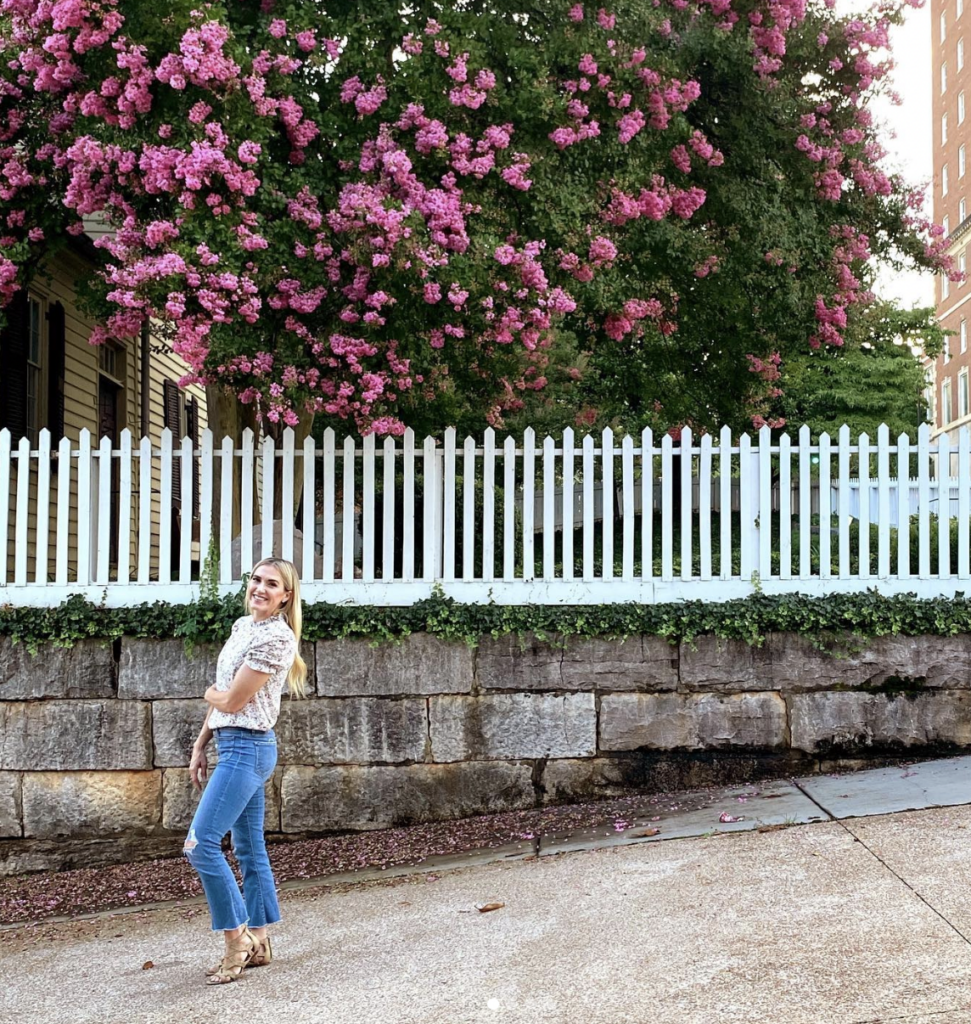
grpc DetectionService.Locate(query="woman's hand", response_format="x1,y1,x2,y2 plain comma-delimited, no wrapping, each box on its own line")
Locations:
189,745,209,791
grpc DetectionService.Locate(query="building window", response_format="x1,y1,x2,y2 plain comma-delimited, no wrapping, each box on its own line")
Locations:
25,296,43,446
961,93,967,123
944,378,953,424
962,250,968,276
960,39,966,70
943,62,949,93
944,215,950,236
962,198,967,222
961,0,966,18
963,319,968,353
960,371,969,419
944,113,949,144
962,146,967,179
944,165,950,197
945,272,952,301
943,11,948,40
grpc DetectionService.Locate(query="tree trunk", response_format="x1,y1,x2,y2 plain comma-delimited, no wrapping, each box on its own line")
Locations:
263,414,315,521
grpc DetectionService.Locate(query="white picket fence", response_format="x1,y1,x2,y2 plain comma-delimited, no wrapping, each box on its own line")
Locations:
0,422,968,607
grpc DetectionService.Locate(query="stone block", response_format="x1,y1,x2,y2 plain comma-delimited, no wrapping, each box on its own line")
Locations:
0,701,152,770
316,634,473,697
768,633,971,692
152,699,211,767
0,638,114,700
599,693,787,752
276,698,427,765
22,771,161,838
429,693,596,761
790,691,971,753
0,772,22,837
280,761,535,832
161,767,282,833
478,634,677,692
118,639,219,699
678,637,771,692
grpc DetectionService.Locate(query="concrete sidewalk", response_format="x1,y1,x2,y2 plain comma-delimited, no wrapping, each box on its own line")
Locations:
5,758,971,1024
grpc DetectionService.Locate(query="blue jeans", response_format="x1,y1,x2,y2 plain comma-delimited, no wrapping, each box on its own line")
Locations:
184,727,281,932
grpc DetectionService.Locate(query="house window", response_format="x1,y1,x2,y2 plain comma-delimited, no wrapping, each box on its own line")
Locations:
25,296,43,446
960,39,965,70
943,11,948,40
944,114,950,144
945,271,952,301
961,198,967,222
944,165,950,198
943,62,949,93
961,371,970,419
961,145,967,178
962,250,968,276
944,378,953,424
961,0,965,18
961,92,966,123
962,319,968,353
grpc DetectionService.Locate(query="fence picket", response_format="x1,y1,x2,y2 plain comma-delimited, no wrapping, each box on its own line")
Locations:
622,435,635,580
602,428,614,581
738,433,753,580
342,435,356,581
758,425,772,579
462,436,475,580
219,435,234,584
679,427,692,582
402,429,415,581
897,434,911,578
302,434,316,582
240,428,255,579
261,434,275,563
583,433,595,581
779,433,791,581
57,434,73,586
116,429,131,585
362,433,376,582
563,428,575,581
960,428,970,579
384,437,396,581
0,430,9,585
522,428,535,581
719,426,731,580
819,432,832,579
858,432,871,580
640,429,653,581
199,429,214,577
482,429,495,582
321,429,335,582
96,434,112,585
877,425,891,578
939,431,952,580
280,428,295,564
157,429,172,585
504,435,516,581
443,428,456,583
918,423,931,577
36,429,51,584
798,425,811,579
661,432,673,581
543,435,556,580
838,425,851,578
14,435,30,585
423,435,437,582
179,435,193,583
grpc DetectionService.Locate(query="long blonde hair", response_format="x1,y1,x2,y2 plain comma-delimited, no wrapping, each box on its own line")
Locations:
245,557,308,697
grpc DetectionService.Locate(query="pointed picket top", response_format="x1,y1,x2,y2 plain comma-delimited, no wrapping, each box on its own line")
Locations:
680,425,692,449
798,423,810,446
918,421,931,443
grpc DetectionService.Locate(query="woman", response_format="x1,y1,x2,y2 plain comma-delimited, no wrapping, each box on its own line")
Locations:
184,557,307,986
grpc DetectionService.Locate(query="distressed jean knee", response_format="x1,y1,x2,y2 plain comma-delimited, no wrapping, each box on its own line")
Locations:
183,826,199,862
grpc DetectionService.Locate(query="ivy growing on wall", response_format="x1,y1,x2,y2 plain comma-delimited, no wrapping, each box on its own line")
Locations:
1,590,971,653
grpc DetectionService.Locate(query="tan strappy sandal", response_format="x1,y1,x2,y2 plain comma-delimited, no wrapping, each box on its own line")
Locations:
205,928,258,986
206,934,272,976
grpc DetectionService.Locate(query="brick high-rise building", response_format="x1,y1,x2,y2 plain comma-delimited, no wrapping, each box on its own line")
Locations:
933,0,971,442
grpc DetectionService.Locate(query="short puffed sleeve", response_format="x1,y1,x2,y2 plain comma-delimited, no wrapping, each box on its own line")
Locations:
244,625,296,676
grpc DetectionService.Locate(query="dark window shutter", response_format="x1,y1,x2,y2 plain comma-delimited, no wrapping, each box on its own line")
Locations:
46,302,66,442
186,396,200,518
163,379,182,505
0,290,30,441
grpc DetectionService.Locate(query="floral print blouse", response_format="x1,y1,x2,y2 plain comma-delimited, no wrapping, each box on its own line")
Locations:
208,614,298,732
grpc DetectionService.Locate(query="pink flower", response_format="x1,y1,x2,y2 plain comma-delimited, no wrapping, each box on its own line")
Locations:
568,4,584,21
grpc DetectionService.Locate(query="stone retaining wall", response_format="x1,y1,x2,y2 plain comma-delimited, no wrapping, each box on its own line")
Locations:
2,631,970,874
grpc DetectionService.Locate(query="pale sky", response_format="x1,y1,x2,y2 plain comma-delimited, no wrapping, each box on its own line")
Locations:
865,2,936,308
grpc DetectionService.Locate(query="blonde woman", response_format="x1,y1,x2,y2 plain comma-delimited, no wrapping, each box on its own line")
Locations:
184,557,307,986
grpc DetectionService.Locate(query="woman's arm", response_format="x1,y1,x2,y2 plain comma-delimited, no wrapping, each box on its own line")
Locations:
204,664,271,715
190,706,215,791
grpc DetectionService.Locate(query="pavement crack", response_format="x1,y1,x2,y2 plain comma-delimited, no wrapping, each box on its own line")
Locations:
850,1006,971,1023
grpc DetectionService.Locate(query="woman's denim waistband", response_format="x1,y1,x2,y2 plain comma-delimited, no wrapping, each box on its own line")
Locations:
214,726,275,738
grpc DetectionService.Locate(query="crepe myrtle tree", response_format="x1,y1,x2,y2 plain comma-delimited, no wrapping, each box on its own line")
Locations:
0,0,958,441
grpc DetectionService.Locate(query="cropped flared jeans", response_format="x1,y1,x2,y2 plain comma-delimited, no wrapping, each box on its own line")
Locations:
184,727,281,932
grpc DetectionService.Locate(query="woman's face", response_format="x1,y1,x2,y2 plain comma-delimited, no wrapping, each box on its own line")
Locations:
247,564,290,620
